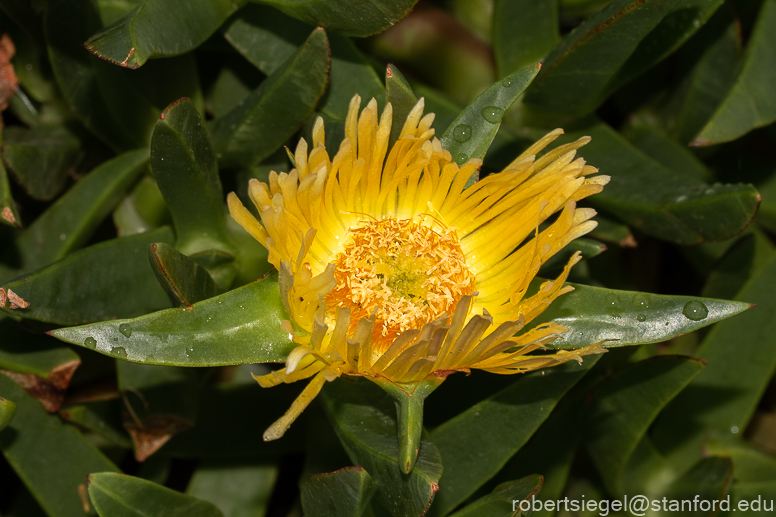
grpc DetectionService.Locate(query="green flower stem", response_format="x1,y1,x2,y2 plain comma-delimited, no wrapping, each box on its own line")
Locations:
372,375,445,474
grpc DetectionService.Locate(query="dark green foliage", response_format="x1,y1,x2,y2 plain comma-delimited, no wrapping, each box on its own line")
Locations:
1,0,775,515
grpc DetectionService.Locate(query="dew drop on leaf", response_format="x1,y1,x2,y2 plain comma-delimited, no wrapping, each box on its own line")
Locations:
119,323,132,337
682,300,709,321
111,346,127,358
83,337,97,349
452,124,472,143
480,106,503,123
637,314,646,322
455,153,469,165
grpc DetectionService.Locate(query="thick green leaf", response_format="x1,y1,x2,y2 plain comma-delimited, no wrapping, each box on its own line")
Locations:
0,396,16,431
693,0,776,145
524,0,680,116
60,400,133,448
1,125,79,201
48,273,293,366
186,459,279,517
0,374,119,517
1,227,174,324
449,475,543,517
0,159,20,228
664,13,742,143
705,434,776,482
609,0,724,91
586,356,705,495
439,63,540,170
149,242,218,308
624,119,713,182
113,175,172,237
251,0,418,37
301,466,376,517
428,357,600,517
224,5,384,121
731,480,776,512
14,149,149,271
529,281,750,349
665,457,732,511
89,472,223,517
539,237,606,274
702,231,775,300
44,0,159,150
209,27,330,169
493,0,558,78
151,98,231,255
588,215,637,248
322,378,443,517
85,0,245,69
0,317,80,379
653,250,776,472
385,64,418,151
97,0,143,26
571,122,760,245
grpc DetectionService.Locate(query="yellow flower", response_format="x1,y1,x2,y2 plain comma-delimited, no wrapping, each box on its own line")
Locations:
228,94,608,446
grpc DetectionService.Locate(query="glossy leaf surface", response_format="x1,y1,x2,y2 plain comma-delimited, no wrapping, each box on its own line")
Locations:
1,228,174,324
149,242,218,308
586,356,705,495
439,63,539,167
429,357,599,517
449,475,543,517
151,98,231,256
524,0,679,116
85,0,245,69
0,375,119,517
653,251,776,472
44,0,159,150
693,0,776,145
49,273,293,366
301,466,376,517
322,378,443,517
252,0,418,37
0,396,17,431
531,281,750,349
209,28,330,169
186,459,279,517
89,472,223,517
15,149,149,271
572,122,759,245
1,125,79,201
0,317,80,378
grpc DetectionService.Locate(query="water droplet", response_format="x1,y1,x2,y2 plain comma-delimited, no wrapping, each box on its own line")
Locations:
502,78,514,87
452,124,472,143
111,346,127,358
682,300,708,321
455,153,469,165
632,294,649,310
637,314,647,322
731,426,739,434
119,324,132,337
83,337,97,349
480,106,503,123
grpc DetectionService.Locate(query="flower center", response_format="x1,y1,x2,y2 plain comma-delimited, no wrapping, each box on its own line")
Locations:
326,218,476,353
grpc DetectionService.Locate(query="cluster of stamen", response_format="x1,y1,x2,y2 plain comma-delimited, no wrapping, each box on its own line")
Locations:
326,217,476,353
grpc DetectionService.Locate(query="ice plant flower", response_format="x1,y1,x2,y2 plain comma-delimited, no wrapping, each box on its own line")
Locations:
228,95,609,465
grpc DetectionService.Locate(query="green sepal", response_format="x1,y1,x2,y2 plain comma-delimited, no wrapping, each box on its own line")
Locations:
370,375,445,475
